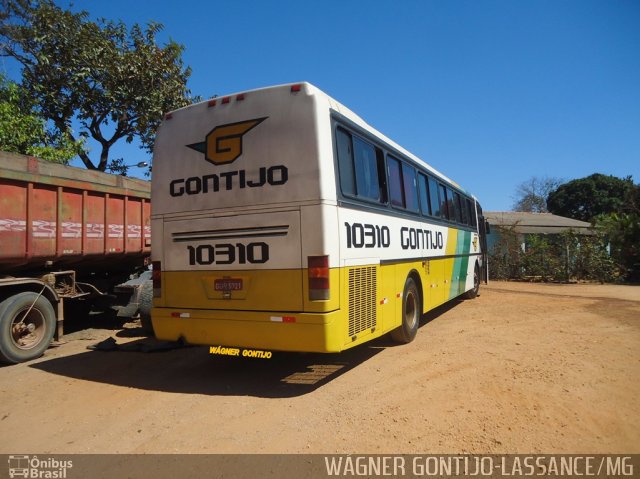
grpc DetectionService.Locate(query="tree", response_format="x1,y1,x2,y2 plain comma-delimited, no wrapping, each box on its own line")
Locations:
0,0,195,171
546,173,635,222
0,74,81,163
512,176,563,212
547,173,640,281
593,183,640,282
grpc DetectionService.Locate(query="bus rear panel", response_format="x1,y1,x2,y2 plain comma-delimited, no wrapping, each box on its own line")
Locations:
151,83,346,352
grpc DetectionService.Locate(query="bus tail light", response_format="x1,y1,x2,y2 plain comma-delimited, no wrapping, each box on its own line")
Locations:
308,255,329,300
152,261,162,298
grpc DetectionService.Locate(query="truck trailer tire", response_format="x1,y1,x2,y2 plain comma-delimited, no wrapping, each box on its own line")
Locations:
0,292,56,364
138,280,154,335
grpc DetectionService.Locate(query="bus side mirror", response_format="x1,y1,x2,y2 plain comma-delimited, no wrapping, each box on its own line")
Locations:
485,220,491,234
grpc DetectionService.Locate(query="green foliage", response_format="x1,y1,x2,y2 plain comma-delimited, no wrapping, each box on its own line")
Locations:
519,234,565,281
595,212,640,282
0,74,81,163
487,225,522,280
488,227,619,283
542,173,640,282
106,157,149,176
547,173,634,222
1,0,195,171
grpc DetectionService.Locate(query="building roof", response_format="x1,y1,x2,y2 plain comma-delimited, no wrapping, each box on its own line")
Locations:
484,211,594,235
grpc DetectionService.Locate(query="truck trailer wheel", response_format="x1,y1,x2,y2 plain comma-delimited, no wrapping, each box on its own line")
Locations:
0,292,56,364
138,280,154,335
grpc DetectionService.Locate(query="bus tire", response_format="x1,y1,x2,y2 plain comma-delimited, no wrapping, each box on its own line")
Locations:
464,263,480,299
391,276,421,344
0,292,56,364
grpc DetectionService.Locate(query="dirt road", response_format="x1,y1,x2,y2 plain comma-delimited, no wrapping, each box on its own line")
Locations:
0,281,638,454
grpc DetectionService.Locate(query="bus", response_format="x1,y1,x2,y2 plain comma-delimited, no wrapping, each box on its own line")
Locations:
150,82,488,353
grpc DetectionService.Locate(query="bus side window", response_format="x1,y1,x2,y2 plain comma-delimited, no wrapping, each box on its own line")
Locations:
439,184,449,219
468,198,477,228
453,191,463,223
460,195,469,225
418,173,431,216
336,127,383,203
448,189,461,223
428,176,441,218
387,157,404,208
376,149,388,204
336,128,356,196
402,163,419,212
353,136,381,201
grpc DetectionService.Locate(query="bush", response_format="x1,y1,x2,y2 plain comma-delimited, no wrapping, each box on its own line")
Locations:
488,228,619,282
487,226,522,280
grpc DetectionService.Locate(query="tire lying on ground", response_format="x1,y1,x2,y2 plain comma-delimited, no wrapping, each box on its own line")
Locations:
0,292,56,364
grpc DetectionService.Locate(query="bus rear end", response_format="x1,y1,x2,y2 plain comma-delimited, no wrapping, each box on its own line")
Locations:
150,83,343,352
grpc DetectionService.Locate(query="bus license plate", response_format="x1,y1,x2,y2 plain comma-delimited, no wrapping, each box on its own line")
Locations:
214,278,243,291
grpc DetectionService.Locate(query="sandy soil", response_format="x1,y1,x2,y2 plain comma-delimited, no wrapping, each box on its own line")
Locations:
0,281,638,454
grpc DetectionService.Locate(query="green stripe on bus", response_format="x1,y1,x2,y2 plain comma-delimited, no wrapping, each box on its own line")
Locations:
449,230,471,300
459,231,471,295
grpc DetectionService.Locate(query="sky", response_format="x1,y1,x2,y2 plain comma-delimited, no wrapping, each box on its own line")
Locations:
2,0,639,211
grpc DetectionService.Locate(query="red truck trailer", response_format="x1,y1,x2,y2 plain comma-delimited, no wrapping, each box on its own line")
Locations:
0,151,151,363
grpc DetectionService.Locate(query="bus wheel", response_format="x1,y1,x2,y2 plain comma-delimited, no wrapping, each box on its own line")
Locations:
464,263,480,299
0,292,56,364
391,276,421,344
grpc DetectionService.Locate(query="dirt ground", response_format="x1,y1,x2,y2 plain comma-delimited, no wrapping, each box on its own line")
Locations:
0,281,638,454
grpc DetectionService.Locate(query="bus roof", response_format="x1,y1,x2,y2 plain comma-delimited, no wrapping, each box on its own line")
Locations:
168,82,476,200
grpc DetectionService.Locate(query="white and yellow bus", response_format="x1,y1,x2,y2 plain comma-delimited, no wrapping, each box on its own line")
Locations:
150,82,488,352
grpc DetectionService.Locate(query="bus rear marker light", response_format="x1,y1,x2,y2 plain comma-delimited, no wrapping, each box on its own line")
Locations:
171,312,190,318
308,255,330,300
270,316,296,323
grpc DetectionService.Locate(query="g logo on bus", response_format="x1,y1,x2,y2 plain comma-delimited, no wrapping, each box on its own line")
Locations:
186,117,268,165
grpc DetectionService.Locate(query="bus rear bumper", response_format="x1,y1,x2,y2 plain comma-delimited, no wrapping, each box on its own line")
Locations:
151,308,344,353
